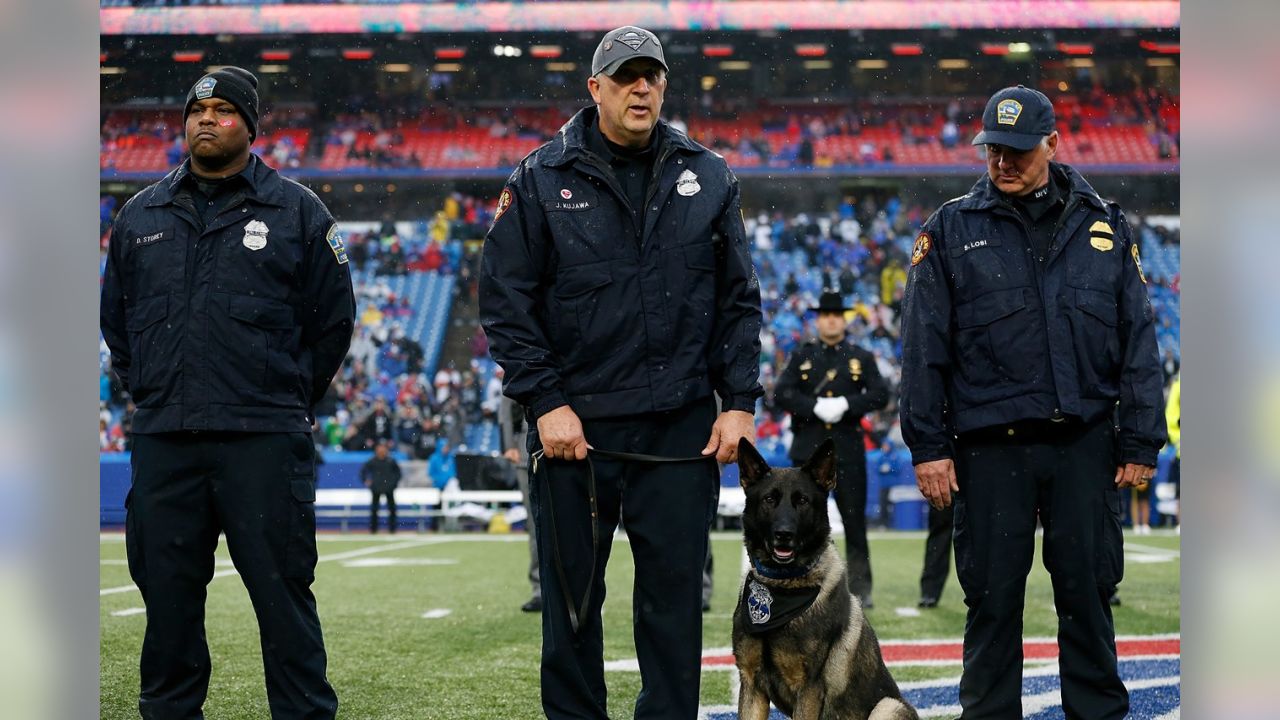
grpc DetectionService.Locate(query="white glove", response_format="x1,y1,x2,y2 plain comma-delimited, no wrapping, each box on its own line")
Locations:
813,396,849,424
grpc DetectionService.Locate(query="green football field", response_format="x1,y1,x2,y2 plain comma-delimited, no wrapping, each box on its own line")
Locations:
99,529,1180,719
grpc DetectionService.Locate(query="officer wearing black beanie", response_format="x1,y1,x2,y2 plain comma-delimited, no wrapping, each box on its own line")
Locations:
184,65,260,141
101,66,352,719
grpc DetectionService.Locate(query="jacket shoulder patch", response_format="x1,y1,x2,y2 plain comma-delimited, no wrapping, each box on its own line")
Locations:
492,187,514,227
911,232,932,266
326,223,349,264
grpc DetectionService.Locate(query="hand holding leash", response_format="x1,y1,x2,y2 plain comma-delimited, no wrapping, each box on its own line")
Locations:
702,410,755,463
536,405,591,461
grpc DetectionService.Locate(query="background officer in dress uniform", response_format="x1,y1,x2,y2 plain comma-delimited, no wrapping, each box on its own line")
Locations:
900,85,1166,719
500,393,542,612
100,67,353,719
775,290,888,607
917,504,952,608
361,440,402,533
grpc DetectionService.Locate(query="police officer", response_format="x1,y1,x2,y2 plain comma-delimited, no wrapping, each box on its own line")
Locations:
361,440,403,533
100,67,353,719
899,85,1166,719
499,393,542,612
479,26,762,720
917,504,952,608
774,290,888,607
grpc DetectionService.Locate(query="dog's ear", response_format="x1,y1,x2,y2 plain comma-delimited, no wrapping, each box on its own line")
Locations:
736,437,770,489
802,438,838,492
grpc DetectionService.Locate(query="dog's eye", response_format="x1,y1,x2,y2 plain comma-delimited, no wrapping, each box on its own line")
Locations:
763,494,778,506
795,495,809,506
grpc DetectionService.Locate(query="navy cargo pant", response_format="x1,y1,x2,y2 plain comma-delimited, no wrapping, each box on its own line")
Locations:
530,398,720,720
953,418,1128,720
126,431,338,720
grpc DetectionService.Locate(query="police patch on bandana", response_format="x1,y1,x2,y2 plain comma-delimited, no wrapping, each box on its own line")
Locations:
747,580,773,625
493,187,514,227
326,223,348,265
741,578,822,635
911,232,931,266
1131,244,1146,284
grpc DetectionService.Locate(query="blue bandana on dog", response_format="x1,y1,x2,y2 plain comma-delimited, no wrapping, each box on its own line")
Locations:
741,578,821,634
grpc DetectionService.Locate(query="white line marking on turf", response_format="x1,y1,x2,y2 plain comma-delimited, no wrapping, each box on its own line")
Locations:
896,606,922,617
342,558,458,568
110,607,145,617
421,609,452,619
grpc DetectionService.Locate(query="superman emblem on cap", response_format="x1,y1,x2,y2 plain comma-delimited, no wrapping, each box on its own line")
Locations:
616,30,651,50
997,99,1023,126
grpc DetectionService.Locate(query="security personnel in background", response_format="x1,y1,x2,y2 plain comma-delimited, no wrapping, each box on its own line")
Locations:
775,290,888,607
100,67,353,719
480,26,762,720
900,85,1166,719
361,440,403,533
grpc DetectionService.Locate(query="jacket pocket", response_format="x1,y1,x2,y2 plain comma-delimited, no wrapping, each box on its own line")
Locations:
125,294,171,404
552,262,615,362
954,287,1042,391
1069,288,1122,398
212,294,302,407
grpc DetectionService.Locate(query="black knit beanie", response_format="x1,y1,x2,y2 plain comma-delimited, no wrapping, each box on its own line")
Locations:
184,66,260,141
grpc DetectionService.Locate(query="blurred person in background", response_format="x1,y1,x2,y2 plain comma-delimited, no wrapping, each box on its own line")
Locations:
479,25,762,720
499,394,541,613
900,85,1166,720
1167,372,1181,531
100,67,352,719
361,440,402,534
773,290,888,608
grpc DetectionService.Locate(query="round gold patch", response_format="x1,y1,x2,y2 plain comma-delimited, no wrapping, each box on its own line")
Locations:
911,233,932,266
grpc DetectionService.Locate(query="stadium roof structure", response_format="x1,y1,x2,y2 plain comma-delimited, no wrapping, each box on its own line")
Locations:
101,0,1180,36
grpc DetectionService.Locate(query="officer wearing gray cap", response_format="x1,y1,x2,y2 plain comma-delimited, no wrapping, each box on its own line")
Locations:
480,23,762,720
899,84,1165,719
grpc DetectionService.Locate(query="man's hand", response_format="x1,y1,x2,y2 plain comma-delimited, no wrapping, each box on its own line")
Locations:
536,405,590,461
1115,463,1156,489
915,458,958,509
703,410,756,464
502,448,521,464
813,397,849,424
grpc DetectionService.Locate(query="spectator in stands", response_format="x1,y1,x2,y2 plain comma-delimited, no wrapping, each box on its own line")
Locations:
479,26,762,720
361,440,403,534
900,85,1165,719
427,438,457,489
99,66,349,719
773,291,889,607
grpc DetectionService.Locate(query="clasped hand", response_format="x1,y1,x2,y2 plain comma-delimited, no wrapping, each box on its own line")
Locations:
813,396,849,424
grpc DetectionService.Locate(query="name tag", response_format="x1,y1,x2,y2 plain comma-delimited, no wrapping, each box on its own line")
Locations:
134,229,172,247
950,236,1002,257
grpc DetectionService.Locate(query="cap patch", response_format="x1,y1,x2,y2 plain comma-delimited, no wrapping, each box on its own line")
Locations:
616,30,650,51
911,232,932,266
997,99,1023,126
194,76,216,100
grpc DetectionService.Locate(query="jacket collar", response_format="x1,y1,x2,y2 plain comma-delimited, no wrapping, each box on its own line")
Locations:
956,161,1107,214
145,154,287,208
542,106,703,169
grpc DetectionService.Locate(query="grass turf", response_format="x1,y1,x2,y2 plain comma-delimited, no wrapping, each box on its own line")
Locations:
100,529,1180,719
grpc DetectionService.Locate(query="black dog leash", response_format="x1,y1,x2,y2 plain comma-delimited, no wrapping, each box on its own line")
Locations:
533,447,714,635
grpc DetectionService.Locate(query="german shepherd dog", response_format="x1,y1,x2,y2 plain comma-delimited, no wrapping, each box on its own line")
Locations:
732,438,917,720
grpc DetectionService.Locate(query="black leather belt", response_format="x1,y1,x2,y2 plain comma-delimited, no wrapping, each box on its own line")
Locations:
533,447,714,634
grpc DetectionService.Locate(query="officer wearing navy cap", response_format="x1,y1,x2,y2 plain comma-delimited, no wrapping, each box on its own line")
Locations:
774,291,887,607
899,85,1166,719
101,67,352,719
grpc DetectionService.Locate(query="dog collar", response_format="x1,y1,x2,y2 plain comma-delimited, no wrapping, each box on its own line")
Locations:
741,577,821,634
751,556,815,580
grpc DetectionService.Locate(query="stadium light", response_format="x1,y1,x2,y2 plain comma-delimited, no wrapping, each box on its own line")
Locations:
803,60,833,70
100,67,126,75
856,59,888,70
546,62,577,72
1057,42,1094,55
1146,58,1177,67
794,44,827,58
938,59,969,70
382,64,412,73
530,45,562,59
1068,58,1095,68
172,50,204,63
342,49,374,61
1140,40,1180,54
980,43,1010,56
890,44,923,56
261,49,292,62
719,60,751,71
257,65,289,73
434,63,462,72
702,44,733,58
701,76,717,91
492,45,522,57
435,47,466,60
1007,42,1032,54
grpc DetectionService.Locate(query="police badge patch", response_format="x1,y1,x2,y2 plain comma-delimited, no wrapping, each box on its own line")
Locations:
747,580,773,625
911,232,931,266
242,220,268,251
676,169,701,197
326,223,349,264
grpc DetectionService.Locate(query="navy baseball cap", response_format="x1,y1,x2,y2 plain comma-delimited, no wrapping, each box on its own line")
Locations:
972,85,1056,151
591,26,668,77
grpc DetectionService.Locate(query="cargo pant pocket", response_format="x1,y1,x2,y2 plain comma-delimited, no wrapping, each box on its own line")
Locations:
1095,487,1125,588
284,476,318,579
123,487,147,590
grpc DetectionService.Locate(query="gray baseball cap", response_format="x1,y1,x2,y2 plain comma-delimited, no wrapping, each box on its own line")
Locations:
591,26,668,77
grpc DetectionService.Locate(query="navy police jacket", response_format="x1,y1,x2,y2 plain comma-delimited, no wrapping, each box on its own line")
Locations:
100,155,356,433
479,107,763,421
775,339,888,462
899,162,1167,466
